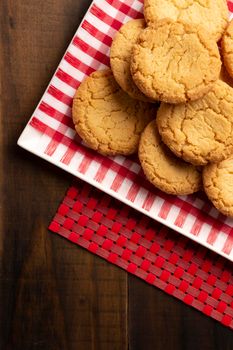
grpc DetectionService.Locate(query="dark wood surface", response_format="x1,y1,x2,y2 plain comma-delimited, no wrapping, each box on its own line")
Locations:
1,1,233,349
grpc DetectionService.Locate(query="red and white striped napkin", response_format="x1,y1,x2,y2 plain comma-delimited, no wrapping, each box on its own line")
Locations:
50,181,233,329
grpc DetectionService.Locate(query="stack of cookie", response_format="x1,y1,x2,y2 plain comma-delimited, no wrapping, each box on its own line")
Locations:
72,0,233,217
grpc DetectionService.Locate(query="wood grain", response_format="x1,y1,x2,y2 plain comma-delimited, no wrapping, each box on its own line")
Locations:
0,1,127,349
0,1,233,349
128,276,233,350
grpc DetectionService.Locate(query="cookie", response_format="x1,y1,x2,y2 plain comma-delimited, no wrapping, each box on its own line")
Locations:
222,19,233,79
203,156,233,217
144,0,228,42
110,19,151,101
138,120,202,195
131,20,221,104
72,69,155,156
219,63,233,87
156,80,233,166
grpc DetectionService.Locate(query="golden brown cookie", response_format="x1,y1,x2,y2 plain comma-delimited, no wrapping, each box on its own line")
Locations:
219,63,233,87
138,120,202,195
222,19,233,78
156,80,233,166
203,156,233,217
131,20,221,104
144,0,228,42
72,69,156,156
110,19,151,101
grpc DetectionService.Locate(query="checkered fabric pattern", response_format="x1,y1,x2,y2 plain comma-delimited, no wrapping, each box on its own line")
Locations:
23,0,233,260
50,181,233,329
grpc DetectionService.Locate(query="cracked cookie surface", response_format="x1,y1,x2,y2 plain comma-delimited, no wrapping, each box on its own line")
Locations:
203,156,233,217
222,19,233,79
131,20,221,104
72,69,156,156
110,19,150,101
139,120,202,195
144,0,228,42
156,80,233,166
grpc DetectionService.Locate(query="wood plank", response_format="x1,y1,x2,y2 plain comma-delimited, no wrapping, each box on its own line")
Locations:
0,1,127,349
128,276,233,350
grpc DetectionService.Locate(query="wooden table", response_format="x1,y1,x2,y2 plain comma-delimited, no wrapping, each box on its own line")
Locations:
1,1,233,349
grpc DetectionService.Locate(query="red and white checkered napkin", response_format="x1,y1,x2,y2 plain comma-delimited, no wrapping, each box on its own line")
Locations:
50,182,233,329
26,0,233,261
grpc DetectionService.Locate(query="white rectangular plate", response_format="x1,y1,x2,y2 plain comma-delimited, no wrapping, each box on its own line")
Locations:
18,0,233,261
